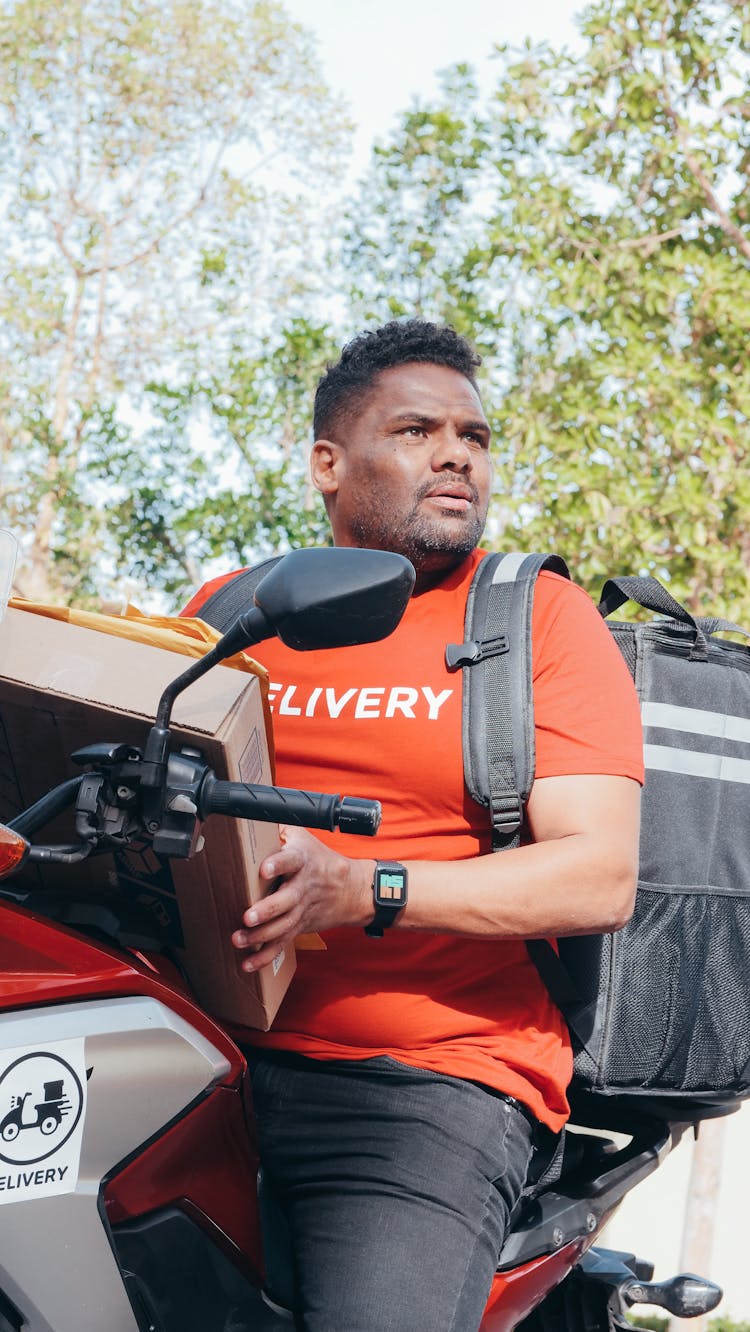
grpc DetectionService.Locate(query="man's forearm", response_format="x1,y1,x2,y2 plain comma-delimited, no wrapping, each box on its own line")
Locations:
384,772,640,939
372,834,636,940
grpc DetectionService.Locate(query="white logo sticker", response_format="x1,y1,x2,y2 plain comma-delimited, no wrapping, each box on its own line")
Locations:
0,1040,87,1203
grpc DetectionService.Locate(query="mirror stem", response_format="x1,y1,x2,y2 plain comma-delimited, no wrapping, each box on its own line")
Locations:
215,606,274,659
155,606,273,731
142,606,273,793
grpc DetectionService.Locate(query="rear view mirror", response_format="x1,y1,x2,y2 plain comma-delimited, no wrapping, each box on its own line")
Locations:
251,548,416,652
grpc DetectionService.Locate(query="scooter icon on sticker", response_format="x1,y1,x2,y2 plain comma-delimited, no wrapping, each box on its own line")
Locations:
0,1053,83,1165
1,1079,71,1140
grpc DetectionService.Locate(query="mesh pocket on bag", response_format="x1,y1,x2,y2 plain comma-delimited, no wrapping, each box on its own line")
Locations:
594,887,750,1093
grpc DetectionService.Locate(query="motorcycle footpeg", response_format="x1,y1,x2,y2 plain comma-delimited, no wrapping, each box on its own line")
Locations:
622,1272,723,1317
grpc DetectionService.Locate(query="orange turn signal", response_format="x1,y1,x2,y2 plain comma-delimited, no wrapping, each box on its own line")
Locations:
0,826,30,879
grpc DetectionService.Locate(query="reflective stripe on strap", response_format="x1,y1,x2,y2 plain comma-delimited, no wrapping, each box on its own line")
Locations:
489,552,528,584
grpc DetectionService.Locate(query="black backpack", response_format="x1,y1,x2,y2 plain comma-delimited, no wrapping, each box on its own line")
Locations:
195,551,750,1108
449,552,750,1110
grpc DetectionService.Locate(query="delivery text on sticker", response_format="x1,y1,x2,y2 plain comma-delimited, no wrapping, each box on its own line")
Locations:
0,1040,87,1202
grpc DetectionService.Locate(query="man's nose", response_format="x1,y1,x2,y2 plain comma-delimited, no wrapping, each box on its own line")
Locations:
431,428,473,470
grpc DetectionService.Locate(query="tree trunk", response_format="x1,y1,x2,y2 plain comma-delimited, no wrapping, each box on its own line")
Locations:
667,1117,726,1332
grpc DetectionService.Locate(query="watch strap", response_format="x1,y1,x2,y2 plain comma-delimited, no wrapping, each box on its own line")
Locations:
364,905,397,938
364,861,408,938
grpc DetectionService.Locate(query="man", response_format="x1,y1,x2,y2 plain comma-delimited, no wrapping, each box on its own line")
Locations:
184,320,643,1331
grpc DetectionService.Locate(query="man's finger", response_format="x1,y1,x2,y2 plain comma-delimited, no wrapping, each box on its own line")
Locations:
259,841,304,882
240,884,298,930
240,935,294,973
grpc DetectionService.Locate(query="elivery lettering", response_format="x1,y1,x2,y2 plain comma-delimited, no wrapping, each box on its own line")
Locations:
0,1165,68,1190
268,684,453,722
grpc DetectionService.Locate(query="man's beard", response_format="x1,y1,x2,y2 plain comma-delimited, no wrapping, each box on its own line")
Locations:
349,484,487,572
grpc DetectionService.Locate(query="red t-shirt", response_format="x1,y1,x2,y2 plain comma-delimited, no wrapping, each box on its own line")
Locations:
184,551,643,1130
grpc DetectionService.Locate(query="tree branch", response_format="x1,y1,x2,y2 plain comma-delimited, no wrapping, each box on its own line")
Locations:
676,138,750,259
659,46,750,261
617,225,687,252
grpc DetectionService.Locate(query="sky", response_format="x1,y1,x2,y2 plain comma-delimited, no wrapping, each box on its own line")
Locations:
281,0,585,173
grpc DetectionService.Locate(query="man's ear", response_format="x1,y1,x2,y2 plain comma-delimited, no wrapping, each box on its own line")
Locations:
310,439,343,497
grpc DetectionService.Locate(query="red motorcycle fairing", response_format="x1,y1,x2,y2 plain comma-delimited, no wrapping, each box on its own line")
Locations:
0,897,268,1332
0,898,243,1076
482,1240,590,1331
104,1080,264,1280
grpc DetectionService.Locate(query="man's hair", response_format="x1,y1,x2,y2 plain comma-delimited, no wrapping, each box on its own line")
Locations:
313,319,482,440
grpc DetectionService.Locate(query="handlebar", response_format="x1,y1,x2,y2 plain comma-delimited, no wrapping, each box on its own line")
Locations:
8,776,85,838
1,751,382,873
200,774,381,837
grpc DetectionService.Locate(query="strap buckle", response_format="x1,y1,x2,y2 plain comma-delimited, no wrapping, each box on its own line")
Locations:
445,635,509,671
490,792,523,835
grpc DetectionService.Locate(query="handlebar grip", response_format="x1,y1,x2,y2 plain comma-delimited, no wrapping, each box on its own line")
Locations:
200,776,381,836
334,797,382,837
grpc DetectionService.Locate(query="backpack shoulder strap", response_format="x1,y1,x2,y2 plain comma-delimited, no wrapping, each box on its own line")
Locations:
194,556,284,632
446,548,597,1054
446,551,569,850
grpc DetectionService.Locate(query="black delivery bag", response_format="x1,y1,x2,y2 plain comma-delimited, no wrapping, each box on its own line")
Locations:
557,576,750,1104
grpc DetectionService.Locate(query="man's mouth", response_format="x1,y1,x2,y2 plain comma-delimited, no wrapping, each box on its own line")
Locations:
422,484,476,513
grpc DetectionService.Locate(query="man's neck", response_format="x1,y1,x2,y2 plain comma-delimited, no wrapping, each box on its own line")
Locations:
411,550,478,596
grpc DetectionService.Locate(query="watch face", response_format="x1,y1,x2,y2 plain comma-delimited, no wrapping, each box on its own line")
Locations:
374,865,407,907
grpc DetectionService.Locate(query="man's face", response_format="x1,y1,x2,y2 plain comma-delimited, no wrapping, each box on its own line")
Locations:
312,362,493,586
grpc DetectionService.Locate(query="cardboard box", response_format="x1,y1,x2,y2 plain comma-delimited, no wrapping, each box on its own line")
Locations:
0,606,294,1029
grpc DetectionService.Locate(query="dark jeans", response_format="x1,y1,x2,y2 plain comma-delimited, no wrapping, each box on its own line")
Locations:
249,1052,536,1332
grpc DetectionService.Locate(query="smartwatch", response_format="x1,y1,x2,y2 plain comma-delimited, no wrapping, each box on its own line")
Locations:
364,861,408,937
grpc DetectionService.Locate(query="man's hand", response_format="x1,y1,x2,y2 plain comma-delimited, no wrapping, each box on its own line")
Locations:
231,826,373,972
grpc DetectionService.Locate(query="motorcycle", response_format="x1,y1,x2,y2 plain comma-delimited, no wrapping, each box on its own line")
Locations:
0,546,731,1332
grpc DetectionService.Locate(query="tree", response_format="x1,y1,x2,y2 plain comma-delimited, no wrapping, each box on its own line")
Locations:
342,0,750,621
0,0,349,605
88,317,339,606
